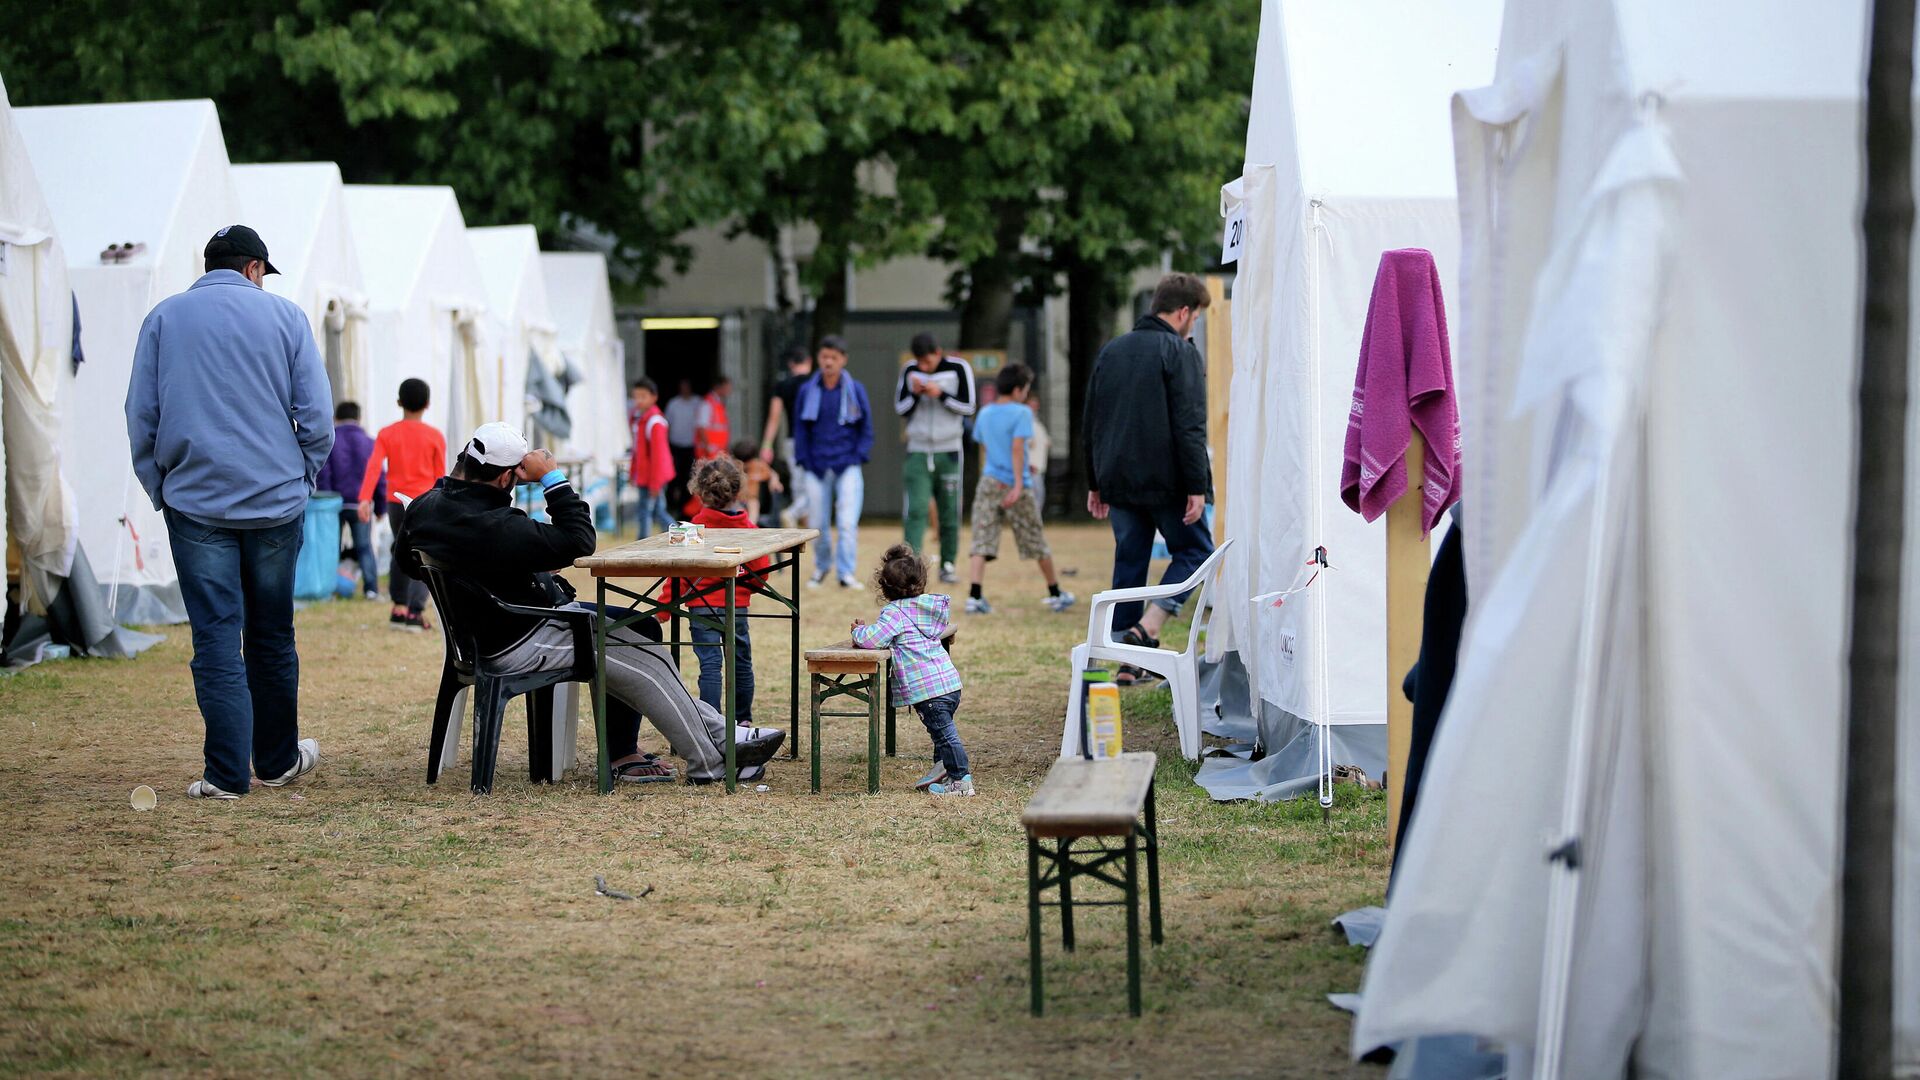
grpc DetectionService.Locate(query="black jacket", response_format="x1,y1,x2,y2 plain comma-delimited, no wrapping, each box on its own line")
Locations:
394,476,598,657
1083,315,1210,506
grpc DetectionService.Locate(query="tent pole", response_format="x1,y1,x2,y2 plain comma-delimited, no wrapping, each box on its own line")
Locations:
1383,434,1428,851
1840,0,1911,1074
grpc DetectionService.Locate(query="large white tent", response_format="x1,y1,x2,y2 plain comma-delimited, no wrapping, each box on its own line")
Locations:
467,224,557,434
1353,1,1918,1076
1206,0,1502,790
540,251,627,487
233,163,368,406
341,185,490,445
16,99,240,624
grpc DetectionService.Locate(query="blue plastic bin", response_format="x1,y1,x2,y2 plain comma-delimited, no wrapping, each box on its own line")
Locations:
295,494,343,600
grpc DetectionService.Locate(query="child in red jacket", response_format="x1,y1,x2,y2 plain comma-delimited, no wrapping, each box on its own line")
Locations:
629,378,675,536
664,456,769,725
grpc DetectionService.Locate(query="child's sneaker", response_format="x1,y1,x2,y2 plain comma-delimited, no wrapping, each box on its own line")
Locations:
1043,591,1077,612
914,762,949,791
928,774,975,797
964,596,991,615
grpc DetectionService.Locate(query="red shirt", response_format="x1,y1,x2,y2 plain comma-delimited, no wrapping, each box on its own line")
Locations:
629,403,674,492
360,418,446,503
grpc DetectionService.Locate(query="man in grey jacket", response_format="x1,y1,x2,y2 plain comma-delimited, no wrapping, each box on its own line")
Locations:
895,332,977,583
126,225,333,798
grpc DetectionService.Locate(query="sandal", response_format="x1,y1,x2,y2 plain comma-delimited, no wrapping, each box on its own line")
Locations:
1114,625,1160,687
612,757,674,784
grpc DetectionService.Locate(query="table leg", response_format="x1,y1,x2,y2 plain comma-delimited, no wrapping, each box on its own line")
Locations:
810,674,823,794
671,601,682,669
594,579,612,795
1126,830,1142,1017
1146,777,1164,945
866,671,880,794
724,583,737,794
1058,837,1076,951
885,663,896,757
789,552,801,759
1027,835,1044,1017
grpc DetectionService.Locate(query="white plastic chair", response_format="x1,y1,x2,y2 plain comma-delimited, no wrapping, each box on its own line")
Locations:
1060,539,1234,761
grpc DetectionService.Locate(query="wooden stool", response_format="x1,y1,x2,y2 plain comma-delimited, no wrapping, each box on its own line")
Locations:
804,641,897,793
1021,752,1162,1017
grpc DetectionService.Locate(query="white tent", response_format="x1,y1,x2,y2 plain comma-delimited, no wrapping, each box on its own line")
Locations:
1208,0,1502,788
16,99,240,624
233,163,368,407
467,224,557,433
341,185,489,447
540,251,628,487
1354,1,1919,1076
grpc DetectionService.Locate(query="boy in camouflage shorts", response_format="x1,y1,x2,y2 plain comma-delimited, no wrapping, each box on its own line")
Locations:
964,363,1075,615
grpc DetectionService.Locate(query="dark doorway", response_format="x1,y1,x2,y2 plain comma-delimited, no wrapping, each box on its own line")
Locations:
644,325,720,397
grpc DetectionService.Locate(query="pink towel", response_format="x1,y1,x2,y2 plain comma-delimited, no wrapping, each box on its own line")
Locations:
1340,248,1461,535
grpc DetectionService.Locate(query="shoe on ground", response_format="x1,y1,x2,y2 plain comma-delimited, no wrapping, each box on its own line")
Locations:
914,762,949,791
808,571,828,588
388,612,412,630
964,596,991,615
928,773,975,797
838,574,861,589
738,764,766,783
259,738,320,787
733,726,787,769
363,590,380,601
404,612,430,633
938,562,958,584
1043,591,1077,612
186,780,242,800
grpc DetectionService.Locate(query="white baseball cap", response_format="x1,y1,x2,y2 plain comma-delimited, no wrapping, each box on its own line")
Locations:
463,422,530,467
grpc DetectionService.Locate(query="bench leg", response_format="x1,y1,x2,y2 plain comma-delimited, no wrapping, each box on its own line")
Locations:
1146,777,1163,945
885,669,896,757
1058,837,1076,952
1126,829,1142,1017
1027,835,1044,1017
810,674,824,794
866,673,880,794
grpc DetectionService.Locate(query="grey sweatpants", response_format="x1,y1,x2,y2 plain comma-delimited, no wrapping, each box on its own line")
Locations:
488,607,731,781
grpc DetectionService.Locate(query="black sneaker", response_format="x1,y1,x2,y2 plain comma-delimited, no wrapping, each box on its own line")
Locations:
388,612,411,631
401,612,428,634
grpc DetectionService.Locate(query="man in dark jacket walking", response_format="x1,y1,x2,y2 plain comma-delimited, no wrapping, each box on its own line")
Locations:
316,401,383,598
1082,273,1215,680
395,422,785,784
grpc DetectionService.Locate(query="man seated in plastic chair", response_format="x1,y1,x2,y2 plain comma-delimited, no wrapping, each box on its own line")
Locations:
394,422,787,784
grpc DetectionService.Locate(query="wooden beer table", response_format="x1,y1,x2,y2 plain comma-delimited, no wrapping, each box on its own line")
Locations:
574,528,818,793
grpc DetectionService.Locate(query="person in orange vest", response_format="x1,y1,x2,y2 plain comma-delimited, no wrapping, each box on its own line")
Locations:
695,375,732,460
627,378,675,536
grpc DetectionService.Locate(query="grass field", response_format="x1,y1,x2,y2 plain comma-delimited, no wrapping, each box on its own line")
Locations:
0,523,1388,1078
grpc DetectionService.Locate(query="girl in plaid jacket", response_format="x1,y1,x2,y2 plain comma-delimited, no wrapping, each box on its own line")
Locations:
851,544,973,796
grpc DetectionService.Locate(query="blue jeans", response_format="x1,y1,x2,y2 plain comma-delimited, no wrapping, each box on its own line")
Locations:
165,509,305,794
690,618,753,725
634,487,675,537
1107,501,1216,635
340,515,377,594
804,465,864,580
913,689,969,777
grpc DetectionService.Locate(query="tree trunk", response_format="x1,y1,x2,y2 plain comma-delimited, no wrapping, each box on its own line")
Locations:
957,207,1027,351
1840,1,1912,1075
810,250,848,348
1064,254,1122,513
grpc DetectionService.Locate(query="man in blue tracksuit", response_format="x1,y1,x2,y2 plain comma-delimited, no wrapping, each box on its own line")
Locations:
791,335,874,587
126,225,334,799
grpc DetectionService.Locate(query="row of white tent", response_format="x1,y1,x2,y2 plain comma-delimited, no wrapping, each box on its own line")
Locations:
1216,0,1916,1075
0,80,629,626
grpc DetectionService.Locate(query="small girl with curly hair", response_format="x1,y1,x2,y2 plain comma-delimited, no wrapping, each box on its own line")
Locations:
851,544,972,795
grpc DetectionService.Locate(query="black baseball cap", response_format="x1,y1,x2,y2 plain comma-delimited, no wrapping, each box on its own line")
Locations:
204,225,280,275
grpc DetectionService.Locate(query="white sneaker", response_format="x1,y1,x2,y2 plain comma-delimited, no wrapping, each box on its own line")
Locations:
838,574,861,589
259,738,320,787
939,562,958,584
964,596,992,615
808,571,828,588
1043,591,1077,612
186,780,242,800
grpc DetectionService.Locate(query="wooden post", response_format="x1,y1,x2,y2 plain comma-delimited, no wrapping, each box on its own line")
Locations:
1383,435,1429,851
1203,276,1233,543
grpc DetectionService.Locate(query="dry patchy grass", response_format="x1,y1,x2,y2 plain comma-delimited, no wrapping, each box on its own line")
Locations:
0,524,1387,1078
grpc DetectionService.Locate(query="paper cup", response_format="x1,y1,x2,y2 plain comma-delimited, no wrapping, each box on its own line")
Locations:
130,785,156,811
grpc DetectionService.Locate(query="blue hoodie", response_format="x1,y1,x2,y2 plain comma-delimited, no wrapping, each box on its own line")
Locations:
125,270,333,528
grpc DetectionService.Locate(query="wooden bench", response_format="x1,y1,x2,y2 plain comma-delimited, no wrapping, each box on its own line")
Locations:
804,641,897,793
1021,752,1163,1017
